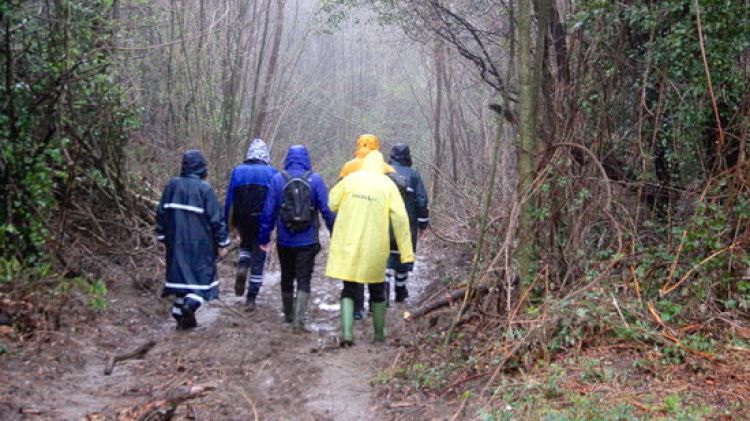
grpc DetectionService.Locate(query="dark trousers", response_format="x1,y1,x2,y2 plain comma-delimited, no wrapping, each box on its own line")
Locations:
342,281,385,303
278,243,320,294
238,224,267,296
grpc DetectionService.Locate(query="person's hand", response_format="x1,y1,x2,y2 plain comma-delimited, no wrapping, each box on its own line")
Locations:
259,243,271,253
218,247,229,258
419,228,428,241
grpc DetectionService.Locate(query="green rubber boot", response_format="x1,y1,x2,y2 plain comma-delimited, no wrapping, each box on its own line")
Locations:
292,291,310,332
371,300,387,342
340,297,355,347
282,292,294,323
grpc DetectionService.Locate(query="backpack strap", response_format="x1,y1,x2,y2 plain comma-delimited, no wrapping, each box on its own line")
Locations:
303,171,314,209
280,170,291,182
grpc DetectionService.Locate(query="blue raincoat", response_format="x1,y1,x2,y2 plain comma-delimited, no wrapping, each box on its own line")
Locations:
258,145,335,247
156,150,230,301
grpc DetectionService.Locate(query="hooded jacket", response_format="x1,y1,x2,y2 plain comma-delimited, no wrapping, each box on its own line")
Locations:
259,145,335,247
224,139,278,231
156,150,229,300
338,134,395,178
389,143,430,251
326,151,414,284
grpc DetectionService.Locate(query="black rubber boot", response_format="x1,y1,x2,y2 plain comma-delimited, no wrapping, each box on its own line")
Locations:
395,286,409,302
180,309,197,330
172,302,185,330
371,301,386,342
245,294,257,312
174,314,185,330
282,292,294,323
234,265,248,297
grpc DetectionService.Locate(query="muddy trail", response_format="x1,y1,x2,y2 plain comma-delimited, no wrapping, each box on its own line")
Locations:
1,237,443,420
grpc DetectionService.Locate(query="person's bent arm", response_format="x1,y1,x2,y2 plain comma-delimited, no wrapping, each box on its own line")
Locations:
205,186,230,251
258,175,281,249
312,174,336,233
414,170,430,231
328,179,345,213
388,184,414,263
155,183,169,243
223,170,236,226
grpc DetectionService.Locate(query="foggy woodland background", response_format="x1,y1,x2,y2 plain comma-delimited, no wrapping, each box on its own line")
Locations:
120,0,503,232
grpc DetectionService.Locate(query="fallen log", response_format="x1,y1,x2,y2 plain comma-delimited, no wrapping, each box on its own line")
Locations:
104,340,156,375
85,384,215,421
402,286,489,321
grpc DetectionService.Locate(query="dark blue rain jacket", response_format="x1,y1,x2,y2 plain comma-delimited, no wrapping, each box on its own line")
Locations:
156,151,229,300
259,145,336,247
388,143,429,251
224,161,277,232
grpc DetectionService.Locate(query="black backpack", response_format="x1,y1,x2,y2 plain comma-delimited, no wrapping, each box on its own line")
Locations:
279,170,314,233
387,171,414,206
387,171,408,197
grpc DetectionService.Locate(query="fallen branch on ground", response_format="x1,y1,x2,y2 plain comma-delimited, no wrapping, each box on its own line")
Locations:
85,384,215,421
403,286,489,321
104,340,156,375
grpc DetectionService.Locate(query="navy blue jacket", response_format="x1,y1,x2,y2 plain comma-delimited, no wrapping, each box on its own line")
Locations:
259,145,335,247
388,143,429,251
224,161,277,232
156,150,229,300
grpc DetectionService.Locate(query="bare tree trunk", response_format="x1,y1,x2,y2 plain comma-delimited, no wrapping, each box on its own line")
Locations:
549,0,569,85
431,42,445,202
249,0,272,138
442,59,459,182
217,0,251,174
516,0,544,282
166,0,176,146
252,0,286,140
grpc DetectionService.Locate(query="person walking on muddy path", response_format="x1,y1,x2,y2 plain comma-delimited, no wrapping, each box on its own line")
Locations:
259,145,335,332
156,150,230,330
337,133,397,320
223,139,277,311
326,150,414,347
386,143,429,303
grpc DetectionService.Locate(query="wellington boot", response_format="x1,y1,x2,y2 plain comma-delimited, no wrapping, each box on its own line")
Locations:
395,286,409,303
245,294,257,312
180,309,197,330
234,266,248,297
340,298,355,347
282,292,295,323
371,301,386,342
292,291,310,333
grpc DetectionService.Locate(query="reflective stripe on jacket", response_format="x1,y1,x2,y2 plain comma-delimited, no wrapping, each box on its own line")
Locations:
156,174,228,299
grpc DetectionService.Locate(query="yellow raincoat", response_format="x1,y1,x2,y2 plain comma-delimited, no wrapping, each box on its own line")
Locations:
326,151,414,284
339,134,395,177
